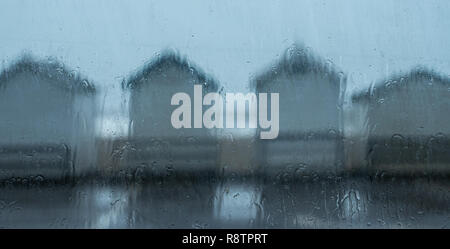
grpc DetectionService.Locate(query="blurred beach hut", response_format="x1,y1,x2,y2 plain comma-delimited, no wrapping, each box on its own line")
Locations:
251,44,346,176
120,50,220,176
0,55,97,179
351,68,450,175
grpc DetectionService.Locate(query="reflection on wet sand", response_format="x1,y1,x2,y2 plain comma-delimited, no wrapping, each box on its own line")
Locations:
0,176,448,228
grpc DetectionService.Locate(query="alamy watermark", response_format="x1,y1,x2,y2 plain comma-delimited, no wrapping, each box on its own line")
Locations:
170,85,279,139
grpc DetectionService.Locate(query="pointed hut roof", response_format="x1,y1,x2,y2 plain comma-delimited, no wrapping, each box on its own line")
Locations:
352,67,450,103
123,49,219,92
251,43,345,91
0,54,95,95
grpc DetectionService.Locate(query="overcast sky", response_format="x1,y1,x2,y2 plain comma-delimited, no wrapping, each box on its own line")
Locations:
1,0,449,136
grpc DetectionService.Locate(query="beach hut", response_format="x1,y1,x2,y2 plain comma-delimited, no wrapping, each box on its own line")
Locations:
0,55,97,179
251,45,346,176
121,50,220,175
351,68,450,175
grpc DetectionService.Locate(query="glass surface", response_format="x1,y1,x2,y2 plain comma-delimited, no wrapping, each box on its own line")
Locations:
0,0,449,228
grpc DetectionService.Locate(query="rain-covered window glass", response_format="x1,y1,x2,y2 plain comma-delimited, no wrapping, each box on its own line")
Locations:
0,0,449,229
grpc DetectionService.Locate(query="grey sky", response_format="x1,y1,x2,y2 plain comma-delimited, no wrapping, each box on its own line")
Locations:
1,0,449,89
